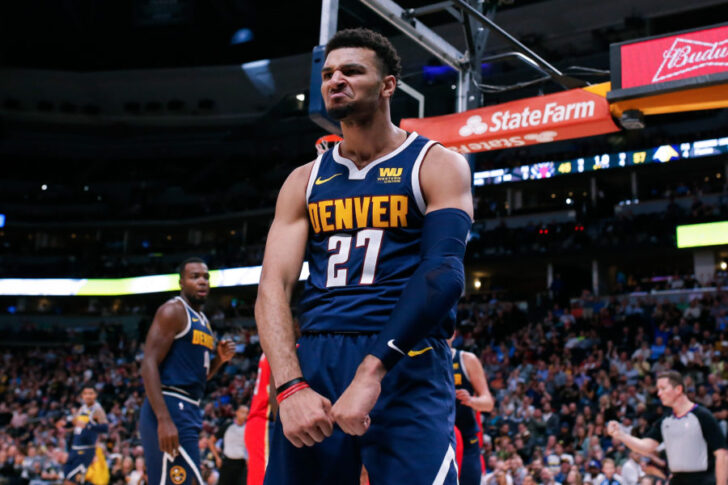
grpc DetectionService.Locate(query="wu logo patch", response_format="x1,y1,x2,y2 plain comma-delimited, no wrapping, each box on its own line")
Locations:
170,466,187,484
377,167,402,183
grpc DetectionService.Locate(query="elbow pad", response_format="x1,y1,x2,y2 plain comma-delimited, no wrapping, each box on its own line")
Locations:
369,208,470,370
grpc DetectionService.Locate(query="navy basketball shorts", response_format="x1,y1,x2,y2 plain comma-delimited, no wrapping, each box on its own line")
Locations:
140,395,204,485
458,435,483,485
63,447,95,482
264,334,458,485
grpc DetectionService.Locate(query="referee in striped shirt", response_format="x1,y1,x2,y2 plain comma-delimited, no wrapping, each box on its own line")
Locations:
218,405,249,485
608,371,727,485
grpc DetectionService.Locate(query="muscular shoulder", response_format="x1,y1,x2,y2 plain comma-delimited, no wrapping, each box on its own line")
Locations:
461,351,484,374
422,143,470,174
461,351,479,365
419,144,473,216
275,161,316,213
153,299,187,333
287,161,316,187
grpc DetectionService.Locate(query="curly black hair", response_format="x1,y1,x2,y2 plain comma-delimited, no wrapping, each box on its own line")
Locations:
178,256,206,278
325,28,402,81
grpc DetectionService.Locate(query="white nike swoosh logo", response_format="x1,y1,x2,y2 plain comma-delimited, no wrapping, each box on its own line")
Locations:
387,339,405,356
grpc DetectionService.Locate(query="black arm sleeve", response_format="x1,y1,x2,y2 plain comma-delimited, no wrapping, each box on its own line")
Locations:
368,208,470,370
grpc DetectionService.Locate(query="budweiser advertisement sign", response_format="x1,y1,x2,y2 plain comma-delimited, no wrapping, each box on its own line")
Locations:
400,88,618,154
609,23,728,100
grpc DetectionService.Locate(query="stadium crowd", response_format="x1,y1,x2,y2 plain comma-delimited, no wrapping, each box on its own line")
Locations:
0,325,261,485
2,285,728,485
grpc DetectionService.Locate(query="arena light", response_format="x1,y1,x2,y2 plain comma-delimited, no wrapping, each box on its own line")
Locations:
230,28,254,45
0,263,310,296
676,222,728,249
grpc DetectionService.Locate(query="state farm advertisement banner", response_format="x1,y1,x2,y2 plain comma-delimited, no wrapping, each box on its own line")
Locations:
610,23,728,99
400,88,618,154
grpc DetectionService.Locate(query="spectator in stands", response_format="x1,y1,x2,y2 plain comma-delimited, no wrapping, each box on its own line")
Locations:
6,276,728,485
565,466,584,485
621,451,644,485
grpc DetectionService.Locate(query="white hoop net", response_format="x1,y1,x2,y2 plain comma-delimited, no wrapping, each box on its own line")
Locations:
315,134,343,155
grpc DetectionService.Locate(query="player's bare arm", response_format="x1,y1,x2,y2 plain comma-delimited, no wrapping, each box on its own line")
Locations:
716,448,728,485
207,340,236,380
207,436,223,469
456,351,494,412
255,162,334,448
420,144,474,217
607,421,659,456
93,406,108,424
332,143,473,436
141,300,187,456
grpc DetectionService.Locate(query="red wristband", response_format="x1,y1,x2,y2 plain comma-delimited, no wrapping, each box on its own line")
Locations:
276,382,310,405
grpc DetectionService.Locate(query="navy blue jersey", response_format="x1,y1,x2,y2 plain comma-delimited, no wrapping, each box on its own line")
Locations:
157,296,215,401
70,402,107,450
299,132,454,337
453,349,479,439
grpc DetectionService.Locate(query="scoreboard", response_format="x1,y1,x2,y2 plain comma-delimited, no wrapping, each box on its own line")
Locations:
473,136,728,186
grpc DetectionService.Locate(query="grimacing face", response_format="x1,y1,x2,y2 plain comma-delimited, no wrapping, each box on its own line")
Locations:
321,47,391,121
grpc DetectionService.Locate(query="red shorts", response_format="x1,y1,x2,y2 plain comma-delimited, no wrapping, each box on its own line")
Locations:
245,417,273,485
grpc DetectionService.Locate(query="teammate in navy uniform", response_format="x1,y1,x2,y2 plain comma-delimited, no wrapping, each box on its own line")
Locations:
256,28,472,485
140,258,236,485
450,338,494,485
63,386,108,485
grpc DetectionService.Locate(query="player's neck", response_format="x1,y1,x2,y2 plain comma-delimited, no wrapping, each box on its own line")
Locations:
180,293,203,312
672,395,694,417
339,115,406,170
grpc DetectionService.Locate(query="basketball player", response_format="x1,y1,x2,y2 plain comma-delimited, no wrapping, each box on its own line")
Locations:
607,371,728,485
450,337,494,485
63,385,108,485
244,353,275,485
255,28,472,485
140,257,236,485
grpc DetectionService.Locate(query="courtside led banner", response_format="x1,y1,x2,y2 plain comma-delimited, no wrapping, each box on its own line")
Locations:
400,88,618,154
609,23,728,101
0,263,310,296
677,222,728,249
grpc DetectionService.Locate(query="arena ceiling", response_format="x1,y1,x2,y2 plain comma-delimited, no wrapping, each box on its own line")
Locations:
0,0,726,162
1,0,724,70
